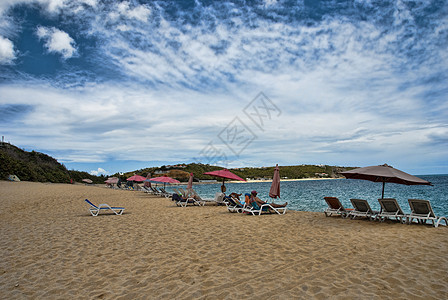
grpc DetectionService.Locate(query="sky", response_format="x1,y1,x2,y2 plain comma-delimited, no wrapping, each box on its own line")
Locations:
0,0,447,176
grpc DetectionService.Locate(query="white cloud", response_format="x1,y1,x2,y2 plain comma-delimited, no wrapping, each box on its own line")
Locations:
0,36,15,64
109,1,150,22
90,167,107,176
41,0,65,13
36,26,77,59
263,0,278,7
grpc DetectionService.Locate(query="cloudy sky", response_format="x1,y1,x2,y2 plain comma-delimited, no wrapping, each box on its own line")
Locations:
0,0,447,176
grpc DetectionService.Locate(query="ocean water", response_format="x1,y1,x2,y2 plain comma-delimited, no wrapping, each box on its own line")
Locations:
164,175,448,216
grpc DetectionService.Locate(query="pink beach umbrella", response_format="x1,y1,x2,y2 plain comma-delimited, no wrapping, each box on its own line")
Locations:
187,173,194,190
150,175,181,188
127,175,147,182
203,169,246,192
269,164,280,199
105,177,118,184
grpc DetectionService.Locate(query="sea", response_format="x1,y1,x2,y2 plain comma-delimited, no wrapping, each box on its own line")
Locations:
163,174,448,216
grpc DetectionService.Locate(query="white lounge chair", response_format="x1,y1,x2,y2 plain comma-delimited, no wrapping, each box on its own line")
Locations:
377,198,407,223
243,201,272,215
407,199,448,228
348,199,379,220
243,200,287,216
175,196,204,207
189,190,225,205
225,196,246,213
173,188,183,196
142,186,156,194
324,197,353,218
85,199,124,216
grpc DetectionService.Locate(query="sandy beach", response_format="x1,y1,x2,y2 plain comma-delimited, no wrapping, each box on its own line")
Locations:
1,181,447,299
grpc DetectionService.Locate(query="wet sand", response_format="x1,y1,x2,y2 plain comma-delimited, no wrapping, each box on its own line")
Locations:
1,181,447,299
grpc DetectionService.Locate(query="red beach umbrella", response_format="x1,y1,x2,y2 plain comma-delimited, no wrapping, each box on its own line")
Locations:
340,164,432,198
203,169,246,192
269,164,280,199
126,175,147,182
187,173,194,190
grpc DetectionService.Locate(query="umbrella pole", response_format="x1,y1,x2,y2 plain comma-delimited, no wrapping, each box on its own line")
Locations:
381,181,385,199
221,178,226,193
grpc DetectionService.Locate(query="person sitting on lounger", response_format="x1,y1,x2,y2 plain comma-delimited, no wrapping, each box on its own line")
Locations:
228,193,244,206
249,190,287,208
173,192,201,202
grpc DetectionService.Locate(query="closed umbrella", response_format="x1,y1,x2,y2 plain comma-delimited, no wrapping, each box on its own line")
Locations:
269,164,280,199
203,169,246,193
340,164,432,198
187,173,194,190
144,173,152,188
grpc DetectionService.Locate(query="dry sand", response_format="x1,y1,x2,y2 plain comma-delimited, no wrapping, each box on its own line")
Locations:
1,181,447,299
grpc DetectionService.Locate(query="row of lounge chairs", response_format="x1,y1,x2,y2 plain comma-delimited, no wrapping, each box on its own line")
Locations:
170,190,288,215
171,191,225,207
142,186,171,198
324,197,448,228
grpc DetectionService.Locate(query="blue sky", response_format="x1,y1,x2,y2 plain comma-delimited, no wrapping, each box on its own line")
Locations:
0,0,447,176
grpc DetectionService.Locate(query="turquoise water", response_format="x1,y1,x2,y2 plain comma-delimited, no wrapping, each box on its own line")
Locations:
164,175,448,216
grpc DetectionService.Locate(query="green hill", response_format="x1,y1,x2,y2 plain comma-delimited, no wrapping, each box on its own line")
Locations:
0,142,104,183
115,163,353,182
1,142,354,183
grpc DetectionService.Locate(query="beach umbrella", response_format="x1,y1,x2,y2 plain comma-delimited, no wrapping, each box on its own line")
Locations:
340,164,432,199
105,177,118,184
187,173,194,190
126,175,147,182
82,178,93,184
203,169,246,192
269,164,280,199
149,175,180,188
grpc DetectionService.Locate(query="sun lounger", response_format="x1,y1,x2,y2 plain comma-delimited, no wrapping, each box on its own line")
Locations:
324,197,353,218
377,198,407,223
189,190,224,205
85,199,124,216
243,200,272,215
174,195,204,207
406,199,448,227
173,188,183,197
243,200,287,215
225,196,246,213
347,199,379,220
178,188,191,198
142,186,155,194
159,187,172,198
149,186,169,197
